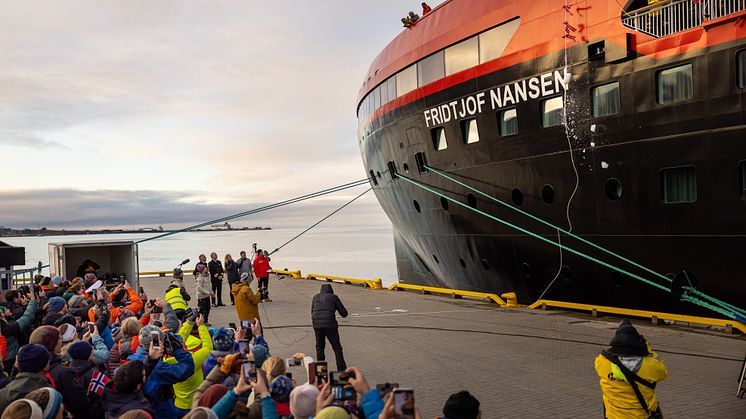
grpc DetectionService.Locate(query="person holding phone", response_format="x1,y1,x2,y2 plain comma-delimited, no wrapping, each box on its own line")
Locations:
170,314,214,416
311,284,349,370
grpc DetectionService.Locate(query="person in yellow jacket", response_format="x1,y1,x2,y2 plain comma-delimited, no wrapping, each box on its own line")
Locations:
231,273,262,322
165,312,213,416
164,268,191,321
594,319,668,419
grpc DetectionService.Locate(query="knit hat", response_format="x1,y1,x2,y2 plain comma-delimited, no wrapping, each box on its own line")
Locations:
50,276,62,287
139,325,163,348
290,383,320,419
251,343,268,367
188,407,218,419
68,295,87,309
197,384,228,408
315,406,350,419
3,399,43,419
68,341,93,360
30,326,61,353
17,344,50,373
54,314,77,328
270,375,293,403
608,319,649,356
442,391,480,419
46,297,65,313
32,387,63,419
85,279,102,293
59,324,77,343
240,272,250,282
212,328,235,352
0,305,6,313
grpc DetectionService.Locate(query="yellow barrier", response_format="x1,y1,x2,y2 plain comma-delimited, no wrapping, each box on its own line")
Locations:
529,299,746,335
272,269,303,279
389,282,507,306
306,273,383,290
139,271,174,277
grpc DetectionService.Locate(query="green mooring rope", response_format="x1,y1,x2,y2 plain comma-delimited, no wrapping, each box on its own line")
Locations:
397,173,741,321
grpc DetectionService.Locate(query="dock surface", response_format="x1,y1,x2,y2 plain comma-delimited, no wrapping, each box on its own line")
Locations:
141,274,746,418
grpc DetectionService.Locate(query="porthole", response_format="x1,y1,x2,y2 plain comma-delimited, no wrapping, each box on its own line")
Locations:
541,184,555,204
521,262,531,277
440,197,449,211
604,178,623,201
413,200,421,213
512,188,524,206
459,258,466,268
403,162,410,174
560,266,572,282
433,254,439,264
481,258,490,271
467,193,477,208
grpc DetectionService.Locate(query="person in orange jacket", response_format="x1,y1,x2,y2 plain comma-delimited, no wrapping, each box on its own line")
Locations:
88,282,143,326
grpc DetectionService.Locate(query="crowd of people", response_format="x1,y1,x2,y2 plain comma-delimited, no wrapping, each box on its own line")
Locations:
0,253,486,419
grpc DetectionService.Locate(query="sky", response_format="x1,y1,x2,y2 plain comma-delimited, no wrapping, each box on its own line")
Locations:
0,0,430,229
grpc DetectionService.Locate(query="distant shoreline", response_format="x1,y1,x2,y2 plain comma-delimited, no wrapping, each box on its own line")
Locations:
0,227,271,238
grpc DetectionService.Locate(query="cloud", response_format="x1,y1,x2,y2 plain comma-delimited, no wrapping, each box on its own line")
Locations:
0,133,70,150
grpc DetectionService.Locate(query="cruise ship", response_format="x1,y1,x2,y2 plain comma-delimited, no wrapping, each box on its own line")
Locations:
357,0,746,315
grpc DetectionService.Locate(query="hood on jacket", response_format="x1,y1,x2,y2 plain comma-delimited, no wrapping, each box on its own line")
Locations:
320,284,334,294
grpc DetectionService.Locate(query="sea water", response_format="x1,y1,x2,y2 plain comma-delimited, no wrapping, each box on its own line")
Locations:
3,225,397,286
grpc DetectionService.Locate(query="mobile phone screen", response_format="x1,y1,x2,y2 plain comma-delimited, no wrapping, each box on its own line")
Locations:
315,361,328,383
330,371,348,386
237,340,249,354
241,320,250,329
151,331,161,349
243,361,257,382
285,372,292,380
394,389,415,419
88,324,95,333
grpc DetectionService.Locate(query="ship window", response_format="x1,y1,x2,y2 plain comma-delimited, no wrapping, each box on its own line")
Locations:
739,161,746,199
738,50,746,88
417,50,445,87
479,17,522,64
592,82,621,117
380,82,389,105
657,64,693,104
499,108,518,136
461,118,480,144
431,127,448,151
372,86,381,111
541,96,565,127
660,166,697,203
396,64,418,96
445,36,479,76
387,76,397,103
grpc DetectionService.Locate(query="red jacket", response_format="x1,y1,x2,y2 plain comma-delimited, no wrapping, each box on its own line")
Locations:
0,336,6,361
253,256,271,278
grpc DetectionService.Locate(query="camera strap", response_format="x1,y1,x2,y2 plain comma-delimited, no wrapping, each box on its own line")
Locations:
602,351,658,417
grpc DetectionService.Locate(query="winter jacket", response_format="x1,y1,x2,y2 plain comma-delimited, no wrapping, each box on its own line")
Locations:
0,372,52,412
202,349,232,377
87,287,143,326
142,345,195,419
192,261,208,277
311,284,348,329
165,322,213,410
231,282,261,321
196,273,213,299
237,257,253,276
214,388,278,419
361,388,385,419
0,336,6,361
70,358,106,418
0,300,37,362
42,310,65,326
102,388,154,419
3,300,25,320
252,255,271,278
49,351,93,419
208,259,224,281
91,334,110,365
595,350,668,419
107,345,121,377
225,260,240,284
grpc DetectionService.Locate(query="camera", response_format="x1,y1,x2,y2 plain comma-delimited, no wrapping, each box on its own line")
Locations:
161,332,179,356
376,383,399,398
148,300,163,314
286,358,302,368
259,287,269,301
184,307,200,322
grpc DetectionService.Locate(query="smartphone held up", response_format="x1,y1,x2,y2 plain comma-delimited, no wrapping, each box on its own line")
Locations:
393,388,415,419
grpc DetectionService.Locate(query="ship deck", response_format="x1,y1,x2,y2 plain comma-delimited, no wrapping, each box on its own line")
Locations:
141,274,746,418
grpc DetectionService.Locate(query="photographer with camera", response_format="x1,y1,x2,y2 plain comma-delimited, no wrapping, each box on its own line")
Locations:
231,273,262,324
87,281,143,328
169,312,214,416
138,326,195,419
195,264,214,325
0,290,38,373
208,252,225,307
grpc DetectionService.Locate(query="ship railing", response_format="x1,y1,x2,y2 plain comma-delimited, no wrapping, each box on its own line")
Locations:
622,0,746,38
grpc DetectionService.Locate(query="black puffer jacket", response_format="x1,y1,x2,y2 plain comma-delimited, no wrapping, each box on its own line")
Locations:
311,284,348,329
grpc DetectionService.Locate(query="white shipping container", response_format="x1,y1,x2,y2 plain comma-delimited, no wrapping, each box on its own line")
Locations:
48,240,140,290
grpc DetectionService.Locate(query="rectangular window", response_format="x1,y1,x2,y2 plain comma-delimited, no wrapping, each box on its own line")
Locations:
461,118,480,144
417,50,445,87
387,77,397,103
541,96,564,128
445,36,479,76
661,166,697,203
431,127,448,151
739,161,746,199
657,64,693,104
592,82,621,117
479,18,522,63
396,64,418,96
738,50,746,88
372,86,380,111
380,82,389,105
499,108,518,136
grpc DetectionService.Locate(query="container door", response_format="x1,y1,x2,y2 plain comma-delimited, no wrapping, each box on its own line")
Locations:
132,244,140,291
48,245,64,277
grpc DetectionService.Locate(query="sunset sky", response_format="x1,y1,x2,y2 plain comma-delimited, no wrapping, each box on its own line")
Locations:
0,0,432,228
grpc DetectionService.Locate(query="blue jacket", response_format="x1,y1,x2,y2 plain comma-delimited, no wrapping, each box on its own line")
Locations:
101,325,114,350
213,389,278,419
0,300,36,361
142,346,195,419
361,389,385,419
128,346,147,362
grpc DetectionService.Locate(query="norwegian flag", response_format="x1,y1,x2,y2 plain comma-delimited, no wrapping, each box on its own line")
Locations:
88,371,110,397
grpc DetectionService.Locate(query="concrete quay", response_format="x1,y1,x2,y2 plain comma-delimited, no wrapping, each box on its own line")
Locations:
141,274,746,418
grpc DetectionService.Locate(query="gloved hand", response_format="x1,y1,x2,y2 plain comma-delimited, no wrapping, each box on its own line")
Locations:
220,353,242,375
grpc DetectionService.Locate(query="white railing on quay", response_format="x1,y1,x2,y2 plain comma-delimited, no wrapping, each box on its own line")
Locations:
622,0,746,38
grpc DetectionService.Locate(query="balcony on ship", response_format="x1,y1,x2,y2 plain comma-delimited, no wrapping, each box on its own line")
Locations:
622,0,746,38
